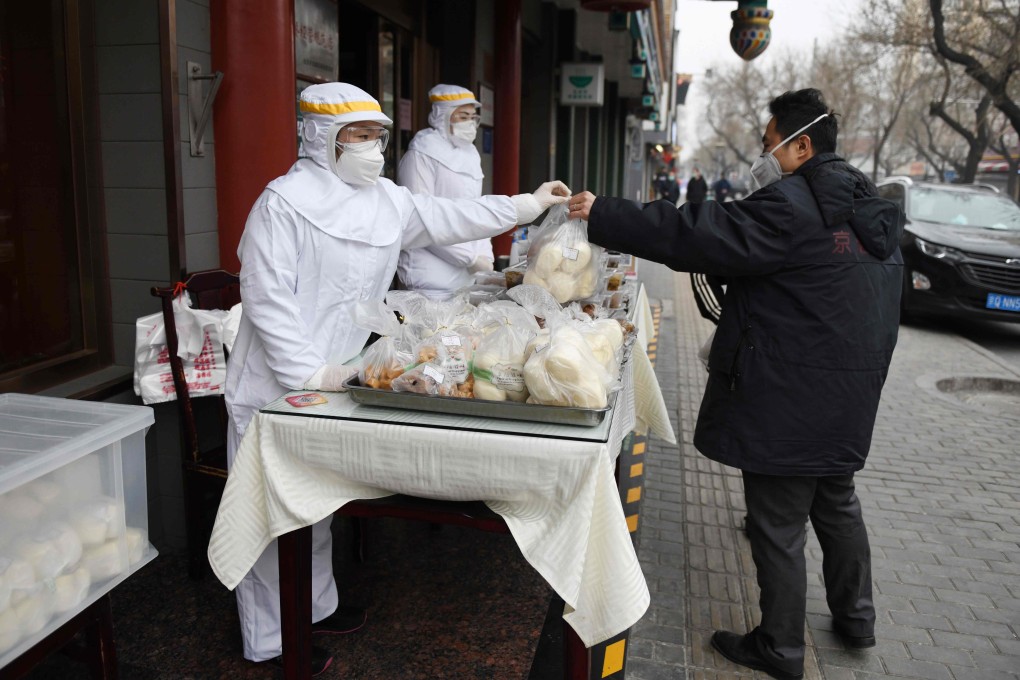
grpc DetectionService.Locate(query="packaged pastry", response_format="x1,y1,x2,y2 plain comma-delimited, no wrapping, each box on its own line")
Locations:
125,527,147,565
360,336,413,390
414,330,474,393
52,564,91,614
2,557,35,606
13,587,53,636
13,535,65,581
82,539,128,582
40,522,83,571
523,205,600,304
471,324,533,403
391,363,466,398
523,325,609,409
0,607,19,654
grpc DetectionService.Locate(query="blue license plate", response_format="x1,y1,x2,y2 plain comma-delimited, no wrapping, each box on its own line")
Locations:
986,293,1020,312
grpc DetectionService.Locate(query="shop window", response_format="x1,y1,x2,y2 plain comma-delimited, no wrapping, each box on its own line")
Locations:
0,0,109,392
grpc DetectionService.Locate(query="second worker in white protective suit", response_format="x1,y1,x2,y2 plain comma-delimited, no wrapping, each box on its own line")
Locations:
222,82,569,674
396,84,494,299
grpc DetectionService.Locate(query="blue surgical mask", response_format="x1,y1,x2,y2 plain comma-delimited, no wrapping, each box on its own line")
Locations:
750,113,828,191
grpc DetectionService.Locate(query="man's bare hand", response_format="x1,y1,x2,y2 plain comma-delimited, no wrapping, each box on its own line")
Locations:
567,191,596,221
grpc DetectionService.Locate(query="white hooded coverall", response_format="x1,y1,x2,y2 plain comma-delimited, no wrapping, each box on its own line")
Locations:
223,83,518,662
396,85,494,299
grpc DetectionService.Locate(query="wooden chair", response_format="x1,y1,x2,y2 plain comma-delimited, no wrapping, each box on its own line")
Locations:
151,269,240,579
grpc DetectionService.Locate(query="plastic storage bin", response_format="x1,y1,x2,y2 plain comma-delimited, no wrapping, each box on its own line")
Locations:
0,393,156,668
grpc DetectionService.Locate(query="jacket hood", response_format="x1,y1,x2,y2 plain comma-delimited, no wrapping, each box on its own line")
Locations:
797,153,905,260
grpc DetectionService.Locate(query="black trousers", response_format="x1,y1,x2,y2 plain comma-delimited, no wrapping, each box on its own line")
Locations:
742,471,875,674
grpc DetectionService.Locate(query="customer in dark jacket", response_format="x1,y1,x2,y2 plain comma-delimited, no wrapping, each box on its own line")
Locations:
567,88,904,680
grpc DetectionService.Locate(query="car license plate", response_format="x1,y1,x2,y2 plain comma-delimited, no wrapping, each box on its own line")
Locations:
986,293,1020,312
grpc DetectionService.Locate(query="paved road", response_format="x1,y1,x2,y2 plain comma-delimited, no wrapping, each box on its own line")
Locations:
627,260,1020,680
913,316,1020,374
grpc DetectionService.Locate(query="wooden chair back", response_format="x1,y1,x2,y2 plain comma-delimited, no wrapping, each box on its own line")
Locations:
150,270,240,473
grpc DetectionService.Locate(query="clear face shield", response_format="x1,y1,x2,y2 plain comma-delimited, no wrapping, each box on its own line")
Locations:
449,110,480,125
335,126,390,154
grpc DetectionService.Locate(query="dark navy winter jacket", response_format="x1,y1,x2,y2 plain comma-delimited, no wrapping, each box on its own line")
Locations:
588,153,905,475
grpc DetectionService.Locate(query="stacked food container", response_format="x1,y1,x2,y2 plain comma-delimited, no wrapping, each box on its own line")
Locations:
0,394,156,668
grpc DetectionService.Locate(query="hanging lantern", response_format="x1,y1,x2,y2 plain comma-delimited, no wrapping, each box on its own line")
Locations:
730,1,773,61
580,0,651,11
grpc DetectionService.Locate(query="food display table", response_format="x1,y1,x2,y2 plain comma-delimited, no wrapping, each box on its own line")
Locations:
208,287,674,678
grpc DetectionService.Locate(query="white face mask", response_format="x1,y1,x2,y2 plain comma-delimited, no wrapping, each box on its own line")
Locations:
333,140,385,186
451,119,478,144
750,113,829,192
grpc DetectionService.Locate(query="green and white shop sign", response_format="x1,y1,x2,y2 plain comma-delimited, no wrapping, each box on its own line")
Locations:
560,63,605,107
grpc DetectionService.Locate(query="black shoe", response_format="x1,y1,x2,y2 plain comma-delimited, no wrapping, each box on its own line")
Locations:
833,622,876,649
313,605,367,635
264,645,334,676
710,630,803,680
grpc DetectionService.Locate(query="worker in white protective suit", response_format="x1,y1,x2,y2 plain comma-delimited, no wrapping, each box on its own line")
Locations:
222,82,569,674
396,84,493,299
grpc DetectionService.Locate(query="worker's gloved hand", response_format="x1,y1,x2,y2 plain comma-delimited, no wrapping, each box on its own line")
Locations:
303,364,359,392
468,256,494,274
511,180,571,225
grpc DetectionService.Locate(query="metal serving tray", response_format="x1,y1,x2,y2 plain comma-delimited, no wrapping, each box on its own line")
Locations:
342,375,612,427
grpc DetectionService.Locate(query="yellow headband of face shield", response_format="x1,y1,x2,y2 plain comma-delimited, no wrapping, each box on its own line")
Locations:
429,91,477,103
300,99,382,116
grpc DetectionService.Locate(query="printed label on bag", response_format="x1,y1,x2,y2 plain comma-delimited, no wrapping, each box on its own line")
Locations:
441,335,462,347
444,358,468,382
491,364,525,392
286,393,328,407
423,365,445,383
562,247,579,261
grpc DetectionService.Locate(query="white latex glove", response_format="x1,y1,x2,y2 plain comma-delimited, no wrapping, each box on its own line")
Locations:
303,364,359,392
468,256,494,274
511,180,571,225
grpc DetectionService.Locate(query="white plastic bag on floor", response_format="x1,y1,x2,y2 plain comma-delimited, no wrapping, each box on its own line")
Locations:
133,292,228,405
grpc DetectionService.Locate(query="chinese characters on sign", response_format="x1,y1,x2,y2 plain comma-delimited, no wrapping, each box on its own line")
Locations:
294,0,338,82
560,63,605,107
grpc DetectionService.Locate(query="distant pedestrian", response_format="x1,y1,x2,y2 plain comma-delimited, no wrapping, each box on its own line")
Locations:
568,88,905,680
686,167,708,204
653,171,671,201
664,172,680,205
713,175,732,202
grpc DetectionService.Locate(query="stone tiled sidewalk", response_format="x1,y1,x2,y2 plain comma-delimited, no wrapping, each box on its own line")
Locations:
627,261,1020,680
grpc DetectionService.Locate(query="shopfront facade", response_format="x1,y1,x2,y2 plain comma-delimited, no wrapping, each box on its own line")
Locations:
0,0,676,550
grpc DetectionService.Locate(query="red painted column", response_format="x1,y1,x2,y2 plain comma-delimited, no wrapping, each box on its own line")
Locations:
492,0,522,260
211,0,296,273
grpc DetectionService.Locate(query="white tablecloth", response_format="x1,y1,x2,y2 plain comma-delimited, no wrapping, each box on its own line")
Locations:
208,290,674,647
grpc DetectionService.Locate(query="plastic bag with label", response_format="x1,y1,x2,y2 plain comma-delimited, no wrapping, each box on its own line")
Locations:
412,329,475,397
353,299,420,390
392,348,469,398
471,320,535,402
523,204,601,304
522,324,610,408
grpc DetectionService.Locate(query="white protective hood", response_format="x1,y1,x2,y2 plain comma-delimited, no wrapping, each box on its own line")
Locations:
409,84,483,180
269,83,400,246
